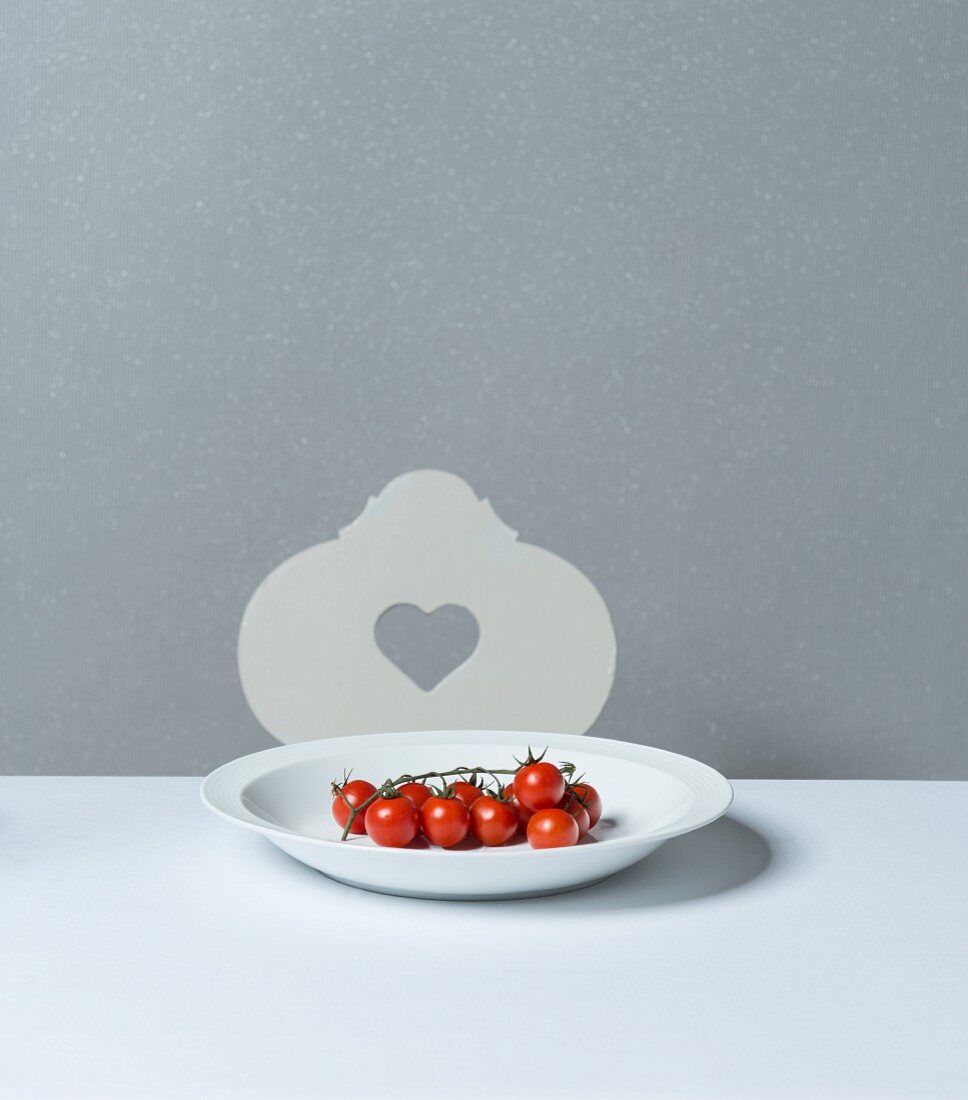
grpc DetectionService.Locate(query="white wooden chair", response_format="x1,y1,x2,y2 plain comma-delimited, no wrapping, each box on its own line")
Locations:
238,470,616,743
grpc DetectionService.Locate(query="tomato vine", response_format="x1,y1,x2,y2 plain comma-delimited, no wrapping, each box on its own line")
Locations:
332,752,580,841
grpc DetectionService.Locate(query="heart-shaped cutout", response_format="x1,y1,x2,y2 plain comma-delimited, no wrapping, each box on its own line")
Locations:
374,603,480,691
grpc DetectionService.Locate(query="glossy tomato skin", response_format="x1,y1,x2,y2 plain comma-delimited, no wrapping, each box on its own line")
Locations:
514,762,565,812
364,797,420,848
331,779,377,834
559,792,591,838
527,808,580,849
512,796,535,834
469,796,518,846
569,782,603,828
420,797,470,847
396,781,432,811
499,783,530,833
451,780,485,809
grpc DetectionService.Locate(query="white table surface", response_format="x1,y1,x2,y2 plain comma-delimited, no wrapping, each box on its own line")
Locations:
2,778,966,1099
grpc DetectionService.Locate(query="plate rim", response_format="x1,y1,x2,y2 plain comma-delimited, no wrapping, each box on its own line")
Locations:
200,730,733,857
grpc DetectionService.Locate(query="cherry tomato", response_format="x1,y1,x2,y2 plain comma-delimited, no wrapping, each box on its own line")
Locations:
364,796,420,848
514,762,565,812
511,795,535,834
451,780,485,809
469,796,518,846
420,797,470,847
331,779,377,834
559,791,591,838
569,782,603,828
527,808,580,849
397,781,432,811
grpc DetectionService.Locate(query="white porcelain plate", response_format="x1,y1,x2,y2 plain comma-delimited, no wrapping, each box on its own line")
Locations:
201,730,733,900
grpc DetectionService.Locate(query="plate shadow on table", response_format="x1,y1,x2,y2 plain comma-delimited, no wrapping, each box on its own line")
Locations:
504,813,775,913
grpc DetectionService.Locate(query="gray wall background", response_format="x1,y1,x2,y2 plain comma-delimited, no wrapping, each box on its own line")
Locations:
2,1,967,777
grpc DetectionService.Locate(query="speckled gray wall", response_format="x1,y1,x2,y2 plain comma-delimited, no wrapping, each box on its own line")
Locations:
2,2,967,777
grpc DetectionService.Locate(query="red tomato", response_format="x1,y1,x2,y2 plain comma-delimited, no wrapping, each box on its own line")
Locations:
559,792,591,838
331,779,377,834
569,783,603,828
514,762,565,812
527,808,579,849
420,797,470,847
364,796,420,848
512,796,535,834
396,781,432,811
469,796,518,847
451,780,485,809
